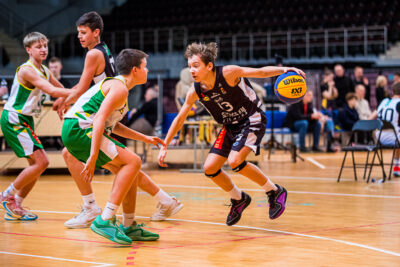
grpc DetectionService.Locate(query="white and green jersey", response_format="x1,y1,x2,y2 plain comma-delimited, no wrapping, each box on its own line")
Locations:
64,76,129,134
4,60,50,116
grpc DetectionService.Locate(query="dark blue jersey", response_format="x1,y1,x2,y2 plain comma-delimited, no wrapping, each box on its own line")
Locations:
194,66,262,125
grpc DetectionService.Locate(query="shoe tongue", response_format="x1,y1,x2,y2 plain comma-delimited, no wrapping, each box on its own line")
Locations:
266,190,275,197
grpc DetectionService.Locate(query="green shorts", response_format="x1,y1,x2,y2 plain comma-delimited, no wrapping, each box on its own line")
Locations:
0,110,43,158
61,118,125,169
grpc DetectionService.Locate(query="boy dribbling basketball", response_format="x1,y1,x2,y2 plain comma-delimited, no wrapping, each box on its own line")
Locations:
159,42,305,225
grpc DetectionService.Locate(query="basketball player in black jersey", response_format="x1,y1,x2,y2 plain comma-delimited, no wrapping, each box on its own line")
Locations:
159,42,305,226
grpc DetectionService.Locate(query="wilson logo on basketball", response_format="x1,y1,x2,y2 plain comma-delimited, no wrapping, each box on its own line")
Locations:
283,77,304,85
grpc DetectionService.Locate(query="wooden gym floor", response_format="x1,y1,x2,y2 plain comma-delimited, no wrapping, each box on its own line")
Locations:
0,151,399,266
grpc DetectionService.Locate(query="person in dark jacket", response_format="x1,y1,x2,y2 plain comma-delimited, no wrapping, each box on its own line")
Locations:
128,86,158,135
338,93,359,131
334,64,354,108
284,91,324,152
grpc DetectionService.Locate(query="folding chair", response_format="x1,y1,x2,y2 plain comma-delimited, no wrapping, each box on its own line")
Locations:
367,120,400,182
337,120,384,182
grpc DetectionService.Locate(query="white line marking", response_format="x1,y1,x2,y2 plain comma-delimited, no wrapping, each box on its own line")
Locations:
28,210,400,257
306,157,326,169
155,184,400,199
0,251,114,266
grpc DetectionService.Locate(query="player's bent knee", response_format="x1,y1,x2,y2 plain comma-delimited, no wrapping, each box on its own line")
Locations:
205,169,221,178
231,161,247,172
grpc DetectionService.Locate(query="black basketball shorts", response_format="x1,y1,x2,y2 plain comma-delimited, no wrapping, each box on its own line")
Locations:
210,111,266,158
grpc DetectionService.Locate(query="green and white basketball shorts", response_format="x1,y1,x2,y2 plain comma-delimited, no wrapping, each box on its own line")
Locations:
61,118,125,169
0,110,43,158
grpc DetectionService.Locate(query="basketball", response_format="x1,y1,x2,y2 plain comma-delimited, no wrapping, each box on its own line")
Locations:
274,71,307,104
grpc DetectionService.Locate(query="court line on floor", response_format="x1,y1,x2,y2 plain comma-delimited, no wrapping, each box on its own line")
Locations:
155,184,400,199
24,210,400,257
305,157,326,169
0,251,114,266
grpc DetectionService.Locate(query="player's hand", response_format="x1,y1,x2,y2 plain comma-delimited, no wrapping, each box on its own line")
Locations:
81,155,97,182
285,67,306,79
158,146,168,168
52,97,64,111
145,136,166,149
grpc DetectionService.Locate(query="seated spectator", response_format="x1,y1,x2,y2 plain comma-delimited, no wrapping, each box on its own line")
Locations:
284,91,334,153
375,75,389,106
355,84,376,120
320,69,338,115
353,66,371,103
339,93,359,131
334,64,354,108
374,82,400,176
127,86,158,135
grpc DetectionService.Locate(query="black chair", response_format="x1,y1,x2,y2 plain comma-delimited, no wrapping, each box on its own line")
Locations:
337,120,384,182
367,120,400,182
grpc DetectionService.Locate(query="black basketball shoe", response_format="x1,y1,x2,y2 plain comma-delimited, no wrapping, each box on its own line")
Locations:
266,184,287,220
226,191,252,226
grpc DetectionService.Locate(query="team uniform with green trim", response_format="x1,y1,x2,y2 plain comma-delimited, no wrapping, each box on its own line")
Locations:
62,76,128,168
0,60,50,157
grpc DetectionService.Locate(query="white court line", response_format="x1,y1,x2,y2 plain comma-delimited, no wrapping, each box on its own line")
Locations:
29,210,400,257
0,251,114,267
306,157,326,169
154,184,400,199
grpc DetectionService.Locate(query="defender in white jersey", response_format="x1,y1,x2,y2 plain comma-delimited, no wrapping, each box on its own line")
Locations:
62,49,163,244
375,83,400,176
0,32,72,221
58,11,182,229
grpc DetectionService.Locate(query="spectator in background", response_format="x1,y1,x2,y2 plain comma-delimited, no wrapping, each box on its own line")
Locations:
334,64,354,108
48,57,71,88
339,93,359,131
127,86,158,135
375,75,389,106
355,84,376,120
284,91,333,153
353,66,370,103
320,69,338,115
394,72,400,84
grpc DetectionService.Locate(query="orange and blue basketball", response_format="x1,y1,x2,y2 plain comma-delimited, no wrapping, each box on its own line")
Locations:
274,71,307,104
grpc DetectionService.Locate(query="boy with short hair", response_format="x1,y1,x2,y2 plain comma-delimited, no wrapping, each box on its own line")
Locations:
0,32,73,221
59,11,182,229
62,48,161,244
159,42,305,226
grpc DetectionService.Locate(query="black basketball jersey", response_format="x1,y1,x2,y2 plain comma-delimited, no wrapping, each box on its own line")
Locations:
194,66,262,125
92,42,116,83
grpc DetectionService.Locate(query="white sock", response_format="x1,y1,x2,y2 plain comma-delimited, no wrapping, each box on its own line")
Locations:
122,212,135,227
154,189,172,205
14,194,24,206
395,158,400,167
101,202,118,220
3,183,16,197
228,185,242,200
262,180,276,192
82,193,98,208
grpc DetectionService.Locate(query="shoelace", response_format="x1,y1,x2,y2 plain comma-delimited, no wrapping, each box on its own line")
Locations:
73,205,89,219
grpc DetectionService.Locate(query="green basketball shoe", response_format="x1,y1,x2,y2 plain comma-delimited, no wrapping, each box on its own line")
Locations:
120,222,160,241
90,215,132,245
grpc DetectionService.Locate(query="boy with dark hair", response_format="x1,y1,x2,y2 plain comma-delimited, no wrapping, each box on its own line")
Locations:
0,32,73,221
62,48,162,244
59,12,182,229
339,92,359,131
159,42,305,226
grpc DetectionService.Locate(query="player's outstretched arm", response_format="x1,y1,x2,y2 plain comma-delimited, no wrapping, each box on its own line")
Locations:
113,123,165,148
223,65,305,84
158,87,198,167
81,80,127,182
18,66,71,98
